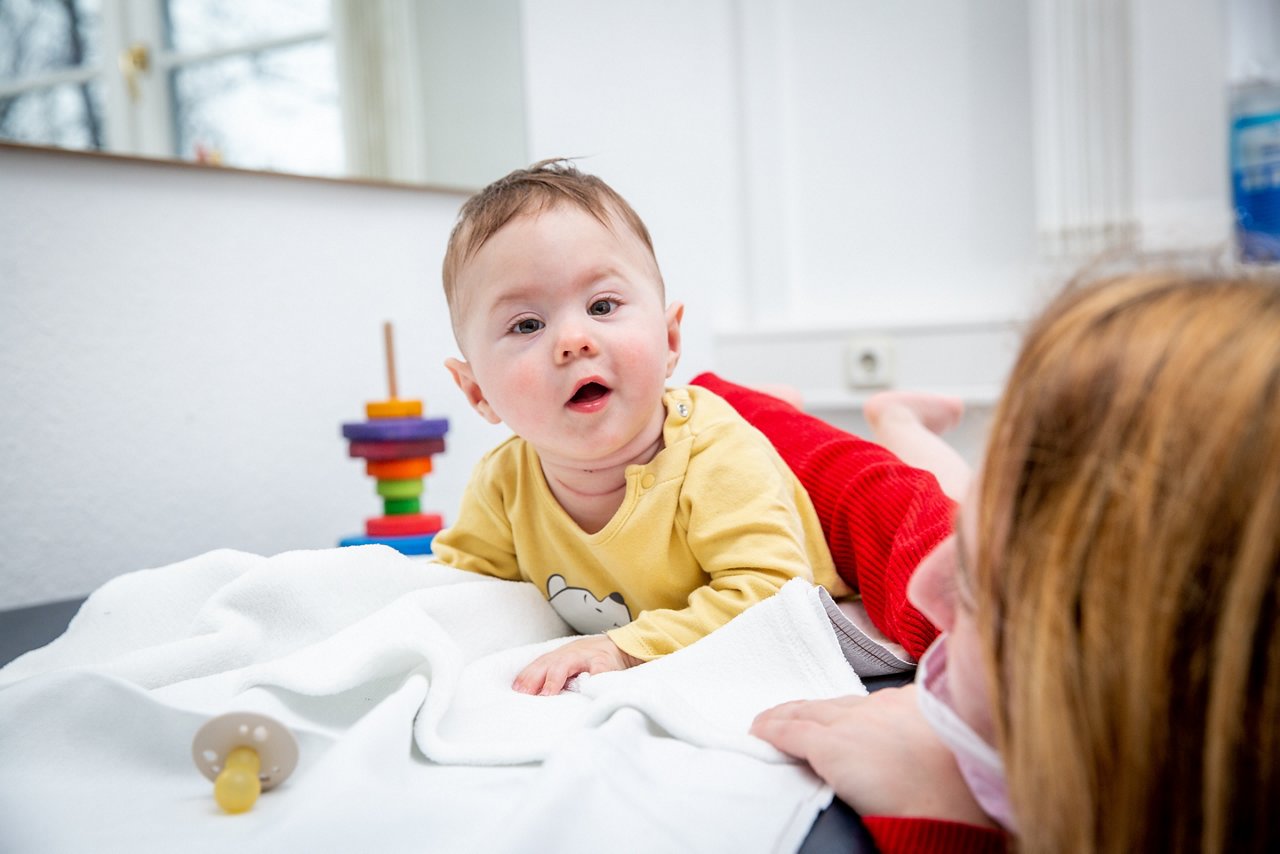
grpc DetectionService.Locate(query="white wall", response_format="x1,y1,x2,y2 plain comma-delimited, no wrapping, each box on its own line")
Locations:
701,0,1231,455
416,0,529,188
1133,0,1230,250
0,147,516,609
701,0,1040,466
737,0,1040,328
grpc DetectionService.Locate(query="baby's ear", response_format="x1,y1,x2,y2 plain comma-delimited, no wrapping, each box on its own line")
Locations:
664,302,685,378
445,357,501,424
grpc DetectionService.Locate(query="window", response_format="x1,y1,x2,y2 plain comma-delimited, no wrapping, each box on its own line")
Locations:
0,0,343,177
0,0,106,150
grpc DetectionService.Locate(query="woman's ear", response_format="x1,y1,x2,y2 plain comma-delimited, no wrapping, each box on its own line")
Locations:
664,302,685,378
445,357,501,424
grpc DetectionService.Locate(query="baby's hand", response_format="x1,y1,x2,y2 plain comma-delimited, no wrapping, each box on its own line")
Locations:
513,635,642,695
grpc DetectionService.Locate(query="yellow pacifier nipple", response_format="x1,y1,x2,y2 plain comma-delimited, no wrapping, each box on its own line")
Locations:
213,746,263,814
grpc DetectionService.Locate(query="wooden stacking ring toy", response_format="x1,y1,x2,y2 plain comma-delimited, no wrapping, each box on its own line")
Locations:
339,322,449,557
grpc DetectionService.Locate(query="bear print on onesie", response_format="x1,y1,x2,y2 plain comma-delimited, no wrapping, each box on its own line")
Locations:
545,574,632,634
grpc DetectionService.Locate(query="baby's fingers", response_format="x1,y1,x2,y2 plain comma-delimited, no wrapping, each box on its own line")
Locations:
512,647,589,695
539,656,584,695
512,658,551,694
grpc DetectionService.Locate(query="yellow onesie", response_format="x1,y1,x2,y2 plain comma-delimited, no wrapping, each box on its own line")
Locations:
429,385,848,660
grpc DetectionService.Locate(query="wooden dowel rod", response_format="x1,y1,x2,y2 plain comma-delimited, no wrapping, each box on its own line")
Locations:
383,321,399,400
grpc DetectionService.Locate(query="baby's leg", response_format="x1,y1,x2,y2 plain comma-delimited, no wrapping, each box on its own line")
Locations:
863,391,970,500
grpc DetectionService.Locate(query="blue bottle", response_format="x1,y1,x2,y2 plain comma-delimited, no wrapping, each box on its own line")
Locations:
1230,79,1280,263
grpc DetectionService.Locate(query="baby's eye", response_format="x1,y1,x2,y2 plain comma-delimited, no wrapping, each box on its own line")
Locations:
588,298,617,316
511,317,544,335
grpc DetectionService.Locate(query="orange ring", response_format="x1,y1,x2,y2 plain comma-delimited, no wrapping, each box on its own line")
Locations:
366,457,433,479
365,398,423,419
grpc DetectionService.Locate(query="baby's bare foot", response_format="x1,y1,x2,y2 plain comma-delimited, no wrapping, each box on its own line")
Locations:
752,383,804,409
864,391,964,435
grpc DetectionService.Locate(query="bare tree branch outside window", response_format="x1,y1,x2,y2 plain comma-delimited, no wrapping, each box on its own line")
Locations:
0,0,104,149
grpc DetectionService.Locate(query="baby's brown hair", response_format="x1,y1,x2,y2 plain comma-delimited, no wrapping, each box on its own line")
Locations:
441,159,660,323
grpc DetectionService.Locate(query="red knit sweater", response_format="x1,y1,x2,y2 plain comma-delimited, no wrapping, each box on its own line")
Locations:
690,373,1007,854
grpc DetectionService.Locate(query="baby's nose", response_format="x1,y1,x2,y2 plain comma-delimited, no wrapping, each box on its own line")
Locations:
556,325,598,361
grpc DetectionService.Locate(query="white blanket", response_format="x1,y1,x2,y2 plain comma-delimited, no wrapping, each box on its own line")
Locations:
0,546,871,853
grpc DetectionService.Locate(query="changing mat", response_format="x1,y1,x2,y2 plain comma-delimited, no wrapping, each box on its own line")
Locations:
0,545,878,853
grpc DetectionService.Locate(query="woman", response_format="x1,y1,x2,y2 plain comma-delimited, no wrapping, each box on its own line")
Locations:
702,271,1280,852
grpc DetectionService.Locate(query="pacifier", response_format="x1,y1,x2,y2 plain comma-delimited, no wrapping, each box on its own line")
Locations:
191,712,299,813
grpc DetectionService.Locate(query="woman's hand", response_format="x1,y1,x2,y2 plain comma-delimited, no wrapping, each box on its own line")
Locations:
751,685,996,828
512,635,642,695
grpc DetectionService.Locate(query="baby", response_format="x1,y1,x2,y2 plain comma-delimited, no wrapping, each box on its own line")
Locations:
429,159,850,694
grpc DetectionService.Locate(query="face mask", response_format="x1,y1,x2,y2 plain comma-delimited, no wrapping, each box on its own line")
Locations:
915,635,1017,831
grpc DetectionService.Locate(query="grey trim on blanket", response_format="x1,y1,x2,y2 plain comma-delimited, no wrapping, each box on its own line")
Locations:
818,588,917,678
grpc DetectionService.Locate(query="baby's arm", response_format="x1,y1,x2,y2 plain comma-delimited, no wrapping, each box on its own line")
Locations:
512,636,642,695
429,454,527,580
441,457,644,695
603,419,829,661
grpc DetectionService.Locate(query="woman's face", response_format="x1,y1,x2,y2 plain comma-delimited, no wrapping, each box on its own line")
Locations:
907,478,996,745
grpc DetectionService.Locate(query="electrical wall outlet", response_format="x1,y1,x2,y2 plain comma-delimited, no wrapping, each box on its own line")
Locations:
845,336,894,389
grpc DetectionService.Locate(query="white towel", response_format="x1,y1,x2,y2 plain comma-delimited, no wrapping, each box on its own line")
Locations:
0,545,865,853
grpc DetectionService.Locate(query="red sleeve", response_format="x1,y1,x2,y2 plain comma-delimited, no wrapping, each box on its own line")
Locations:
689,372,950,659
863,816,1009,853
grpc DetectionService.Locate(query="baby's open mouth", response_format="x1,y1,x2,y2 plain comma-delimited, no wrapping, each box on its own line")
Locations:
569,382,610,404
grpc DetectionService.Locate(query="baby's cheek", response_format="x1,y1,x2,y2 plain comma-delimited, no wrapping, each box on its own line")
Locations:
486,359,548,422
614,335,672,382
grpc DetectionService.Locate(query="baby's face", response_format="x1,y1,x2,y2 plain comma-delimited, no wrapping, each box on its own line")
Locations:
448,204,682,469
